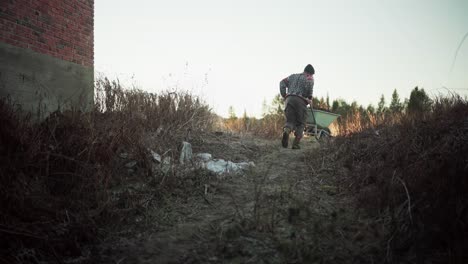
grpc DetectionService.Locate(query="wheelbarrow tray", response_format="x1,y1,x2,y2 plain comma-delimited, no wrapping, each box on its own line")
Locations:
307,109,340,128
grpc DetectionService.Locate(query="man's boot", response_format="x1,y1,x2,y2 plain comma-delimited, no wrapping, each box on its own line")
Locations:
292,137,301,149
282,127,291,148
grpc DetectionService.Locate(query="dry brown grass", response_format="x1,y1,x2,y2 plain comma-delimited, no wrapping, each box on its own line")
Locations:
223,114,285,139
331,95,468,263
332,110,406,136
0,78,214,263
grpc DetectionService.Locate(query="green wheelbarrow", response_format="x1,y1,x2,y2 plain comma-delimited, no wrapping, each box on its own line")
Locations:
305,107,340,140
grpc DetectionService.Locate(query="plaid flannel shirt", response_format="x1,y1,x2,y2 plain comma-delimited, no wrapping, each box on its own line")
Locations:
279,73,314,100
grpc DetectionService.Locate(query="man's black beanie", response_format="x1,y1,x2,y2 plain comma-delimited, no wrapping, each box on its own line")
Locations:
304,64,315,74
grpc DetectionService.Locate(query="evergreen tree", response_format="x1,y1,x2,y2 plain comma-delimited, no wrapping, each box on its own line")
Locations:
326,93,330,111
367,104,376,114
389,89,403,113
408,86,432,113
312,97,320,109
377,94,387,114
350,101,359,114
403,98,409,112
332,100,340,112
358,105,366,117
317,97,323,109
271,94,284,115
330,99,351,117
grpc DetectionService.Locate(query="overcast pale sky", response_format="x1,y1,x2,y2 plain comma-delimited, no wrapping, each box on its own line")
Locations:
95,0,468,117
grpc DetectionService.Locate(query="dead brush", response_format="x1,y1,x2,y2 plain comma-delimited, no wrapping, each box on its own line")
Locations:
223,113,284,139
0,78,214,262
0,99,111,263
332,94,468,263
333,109,405,136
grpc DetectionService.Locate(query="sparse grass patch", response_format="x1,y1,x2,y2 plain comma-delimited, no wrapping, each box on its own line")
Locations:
216,149,386,263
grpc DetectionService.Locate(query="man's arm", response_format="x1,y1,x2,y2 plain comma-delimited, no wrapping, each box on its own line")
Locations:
279,77,289,98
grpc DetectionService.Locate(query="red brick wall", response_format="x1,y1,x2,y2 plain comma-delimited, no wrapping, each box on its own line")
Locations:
0,0,94,67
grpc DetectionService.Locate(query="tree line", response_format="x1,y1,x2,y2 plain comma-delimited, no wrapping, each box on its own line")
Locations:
224,86,434,137
327,86,432,120
229,86,432,120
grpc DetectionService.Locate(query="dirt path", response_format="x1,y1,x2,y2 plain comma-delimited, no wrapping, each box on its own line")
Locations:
100,135,382,263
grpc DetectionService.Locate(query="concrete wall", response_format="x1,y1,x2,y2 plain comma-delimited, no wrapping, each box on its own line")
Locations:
0,42,93,117
0,0,94,118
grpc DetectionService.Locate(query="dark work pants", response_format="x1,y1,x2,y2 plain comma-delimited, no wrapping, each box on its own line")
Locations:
284,96,308,138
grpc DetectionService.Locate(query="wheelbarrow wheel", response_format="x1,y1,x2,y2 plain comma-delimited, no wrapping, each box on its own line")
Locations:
321,127,331,134
315,129,332,141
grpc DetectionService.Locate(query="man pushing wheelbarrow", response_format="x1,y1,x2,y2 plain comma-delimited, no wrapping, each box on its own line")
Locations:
279,64,315,149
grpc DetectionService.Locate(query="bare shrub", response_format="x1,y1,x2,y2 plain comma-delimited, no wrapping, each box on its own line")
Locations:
0,78,214,262
332,95,468,263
